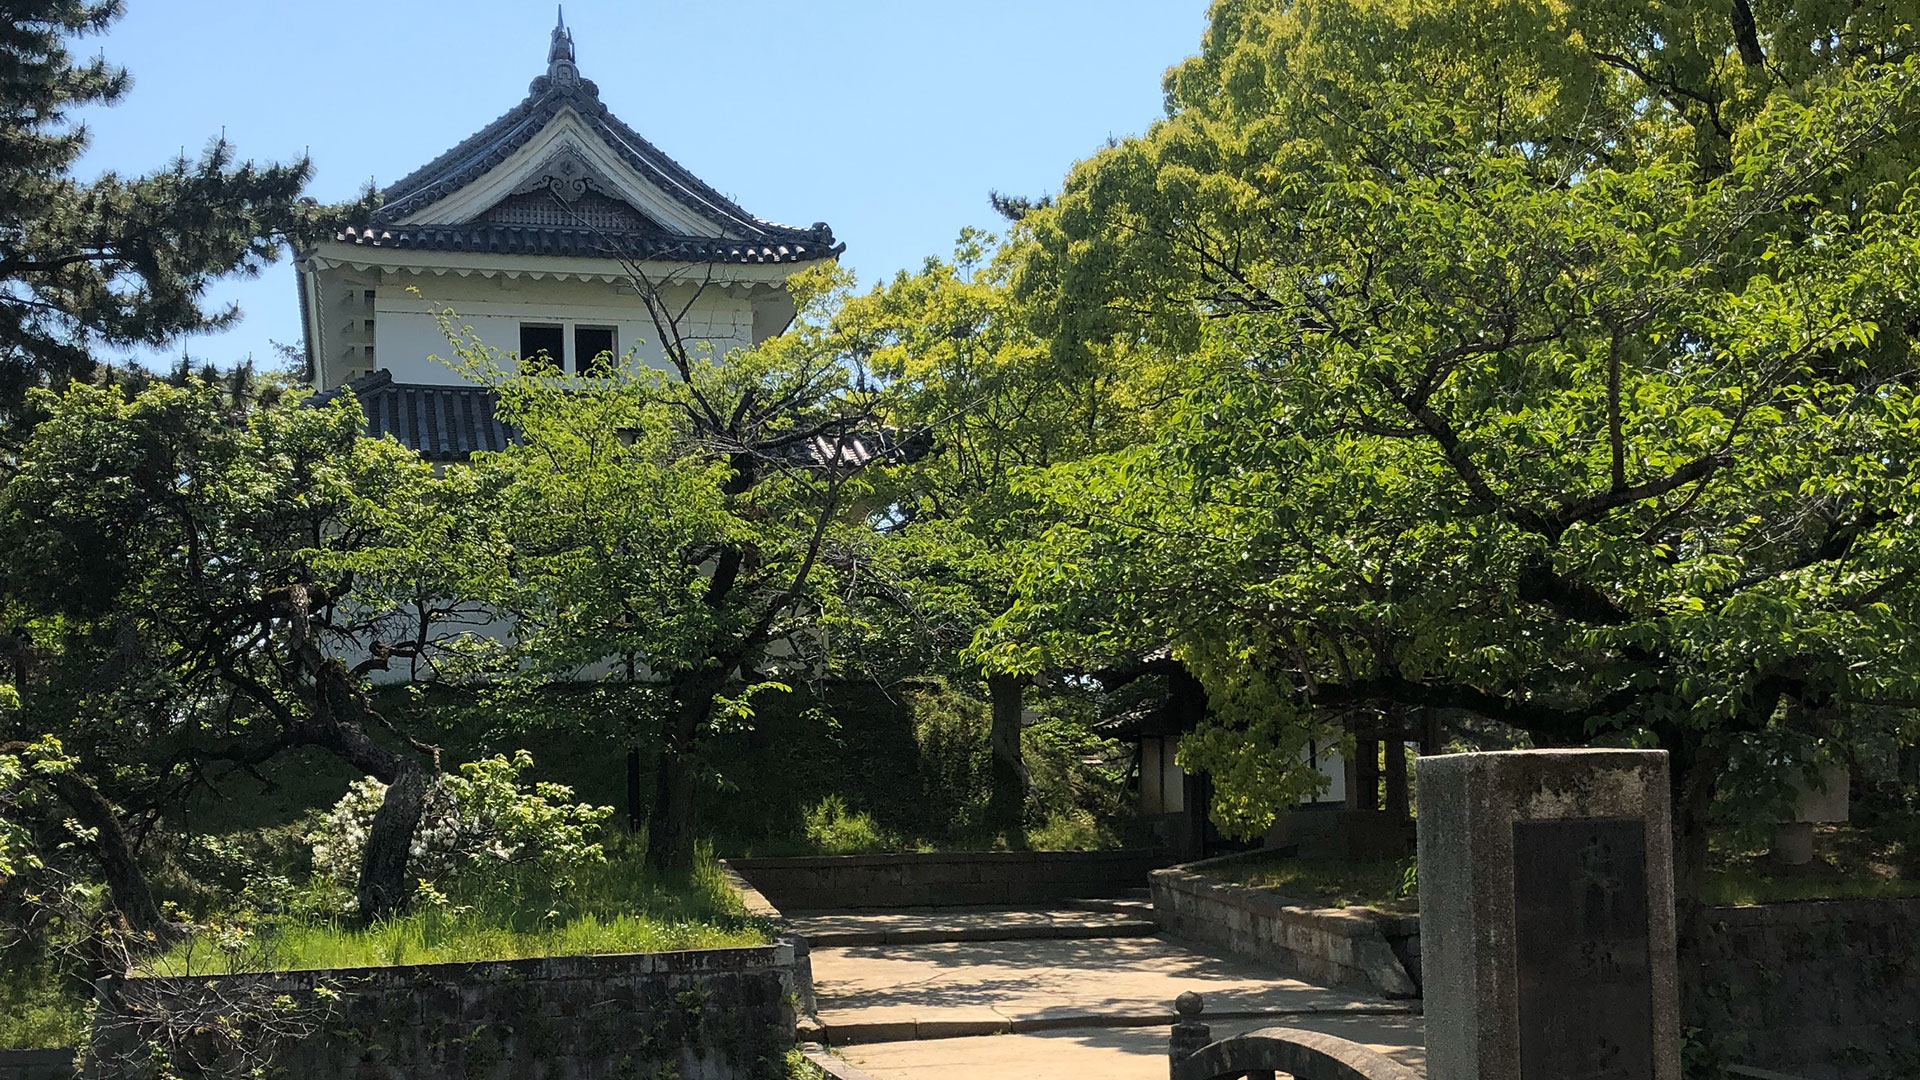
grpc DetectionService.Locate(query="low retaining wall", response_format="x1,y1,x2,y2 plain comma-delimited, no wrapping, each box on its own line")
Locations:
93,946,800,1080
1690,897,1920,1080
729,849,1170,911
0,1050,73,1080
720,859,820,1040
1150,863,1419,999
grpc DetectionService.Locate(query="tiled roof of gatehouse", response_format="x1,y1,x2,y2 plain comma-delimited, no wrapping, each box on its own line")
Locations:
352,12,840,266
335,224,833,265
311,370,929,470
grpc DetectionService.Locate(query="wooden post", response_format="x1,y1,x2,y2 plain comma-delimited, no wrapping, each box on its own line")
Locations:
1355,738,1381,812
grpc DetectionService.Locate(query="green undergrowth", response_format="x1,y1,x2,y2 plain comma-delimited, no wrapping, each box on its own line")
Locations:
1210,852,1420,913
146,841,769,976
0,962,88,1049
784,1049,830,1079
1205,825,1918,913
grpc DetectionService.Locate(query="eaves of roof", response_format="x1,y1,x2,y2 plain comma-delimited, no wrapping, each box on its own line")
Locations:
336,223,839,265
309,373,919,470
309,370,516,462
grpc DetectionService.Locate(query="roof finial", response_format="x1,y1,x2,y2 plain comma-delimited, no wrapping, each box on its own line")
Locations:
549,5,568,68
530,6,592,96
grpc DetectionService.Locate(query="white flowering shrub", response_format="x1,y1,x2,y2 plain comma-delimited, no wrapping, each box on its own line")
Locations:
309,751,613,902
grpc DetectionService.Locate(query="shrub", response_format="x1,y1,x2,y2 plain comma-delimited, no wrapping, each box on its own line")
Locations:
802,795,897,854
309,751,612,908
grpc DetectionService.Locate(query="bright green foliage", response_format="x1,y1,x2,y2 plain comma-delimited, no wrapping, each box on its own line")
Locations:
846,229,1171,674
0,734,67,882
0,377,463,922
437,265,888,871
801,794,897,855
0,0,366,433
1003,0,1920,881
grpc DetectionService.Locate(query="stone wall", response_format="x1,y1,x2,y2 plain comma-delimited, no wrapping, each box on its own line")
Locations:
1149,864,1420,999
1690,898,1920,1080
0,1050,73,1080
728,849,1170,911
94,946,800,1080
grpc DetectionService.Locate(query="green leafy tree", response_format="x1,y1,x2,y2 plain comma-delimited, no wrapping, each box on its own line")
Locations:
0,0,364,438
0,379,462,926
843,228,1168,840
1003,0,1920,919
443,265,892,873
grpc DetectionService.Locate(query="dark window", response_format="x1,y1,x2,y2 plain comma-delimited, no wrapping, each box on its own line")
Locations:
520,323,565,372
575,326,616,376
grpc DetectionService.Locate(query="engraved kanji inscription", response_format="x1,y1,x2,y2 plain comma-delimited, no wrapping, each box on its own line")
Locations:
1514,818,1654,1080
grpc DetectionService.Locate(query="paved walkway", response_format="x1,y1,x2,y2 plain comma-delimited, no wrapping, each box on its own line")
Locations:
799,907,1424,1079
831,1013,1427,1079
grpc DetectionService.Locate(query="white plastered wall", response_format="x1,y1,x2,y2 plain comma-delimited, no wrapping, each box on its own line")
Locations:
303,249,809,392
373,276,754,385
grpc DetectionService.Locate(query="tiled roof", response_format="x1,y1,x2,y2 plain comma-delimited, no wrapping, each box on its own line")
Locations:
336,223,833,265
309,371,516,461
310,370,929,470
360,22,839,265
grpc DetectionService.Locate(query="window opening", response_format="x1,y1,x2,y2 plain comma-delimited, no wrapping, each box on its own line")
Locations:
520,323,565,372
575,326,616,377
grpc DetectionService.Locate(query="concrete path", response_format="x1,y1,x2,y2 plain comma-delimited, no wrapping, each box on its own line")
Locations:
828,1013,1428,1079
803,907,1424,1077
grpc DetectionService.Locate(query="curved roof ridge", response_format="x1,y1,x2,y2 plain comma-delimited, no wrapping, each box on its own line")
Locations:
365,21,836,254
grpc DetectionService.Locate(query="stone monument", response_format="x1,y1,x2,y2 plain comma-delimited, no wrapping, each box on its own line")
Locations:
1417,749,1680,1080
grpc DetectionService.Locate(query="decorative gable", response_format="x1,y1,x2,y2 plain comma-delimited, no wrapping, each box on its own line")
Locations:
481,189,657,232
334,12,840,264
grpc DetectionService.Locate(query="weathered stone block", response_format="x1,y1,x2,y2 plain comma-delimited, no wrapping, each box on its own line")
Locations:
1417,749,1680,1080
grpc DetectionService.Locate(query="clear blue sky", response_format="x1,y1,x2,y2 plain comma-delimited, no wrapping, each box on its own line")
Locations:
74,1,1210,372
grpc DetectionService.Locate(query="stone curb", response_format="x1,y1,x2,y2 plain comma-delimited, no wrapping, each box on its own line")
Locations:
1150,868,1421,999
820,1004,1420,1046
799,1043,889,1080
717,859,823,1040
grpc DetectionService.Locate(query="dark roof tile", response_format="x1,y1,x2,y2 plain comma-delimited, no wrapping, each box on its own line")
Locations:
363,34,837,262
336,223,833,265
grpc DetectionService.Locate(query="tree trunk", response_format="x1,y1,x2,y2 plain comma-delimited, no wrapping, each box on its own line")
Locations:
356,764,430,921
1667,735,1720,1022
987,672,1029,846
646,668,723,874
46,771,175,949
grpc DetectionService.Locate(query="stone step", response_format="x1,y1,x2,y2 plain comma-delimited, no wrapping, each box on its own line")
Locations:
819,1003,1415,1046
810,934,1415,1047
1060,895,1156,918
791,906,1159,947
804,917,1158,947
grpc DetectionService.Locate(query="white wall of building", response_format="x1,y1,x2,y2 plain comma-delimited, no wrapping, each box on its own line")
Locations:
305,252,799,392
374,278,754,386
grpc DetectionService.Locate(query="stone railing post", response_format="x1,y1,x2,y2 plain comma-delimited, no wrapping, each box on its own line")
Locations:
1169,990,1211,1076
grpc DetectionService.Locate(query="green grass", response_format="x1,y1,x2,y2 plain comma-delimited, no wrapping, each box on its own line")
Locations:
145,840,769,976
0,962,88,1050
1212,853,1419,913
1701,869,1920,906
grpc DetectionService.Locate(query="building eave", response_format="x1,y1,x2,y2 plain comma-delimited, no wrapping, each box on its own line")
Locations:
305,239,831,285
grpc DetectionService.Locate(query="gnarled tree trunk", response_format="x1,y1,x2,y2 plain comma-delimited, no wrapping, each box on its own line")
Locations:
356,764,430,920
43,768,177,950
